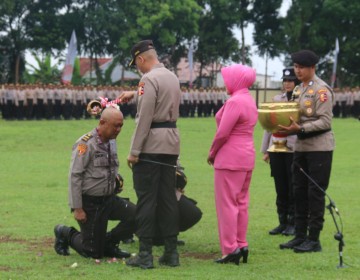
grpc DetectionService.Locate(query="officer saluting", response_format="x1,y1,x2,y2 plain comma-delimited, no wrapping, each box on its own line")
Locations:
279,50,335,253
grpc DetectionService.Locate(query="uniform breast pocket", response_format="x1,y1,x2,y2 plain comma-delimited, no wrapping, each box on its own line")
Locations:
92,157,109,178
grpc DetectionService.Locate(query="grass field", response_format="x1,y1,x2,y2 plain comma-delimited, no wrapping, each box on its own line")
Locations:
0,116,359,279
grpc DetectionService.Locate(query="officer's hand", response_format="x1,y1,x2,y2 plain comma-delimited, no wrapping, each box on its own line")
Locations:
127,154,139,169
278,116,301,134
263,153,270,163
74,208,87,223
118,91,136,103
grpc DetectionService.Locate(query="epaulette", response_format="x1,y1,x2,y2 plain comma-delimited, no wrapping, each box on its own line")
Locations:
81,133,93,142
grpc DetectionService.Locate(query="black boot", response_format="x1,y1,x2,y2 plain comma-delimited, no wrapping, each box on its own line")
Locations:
279,236,306,250
126,238,154,269
104,233,131,258
282,215,295,236
54,224,77,256
269,214,287,235
159,236,180,267
293,228,322,253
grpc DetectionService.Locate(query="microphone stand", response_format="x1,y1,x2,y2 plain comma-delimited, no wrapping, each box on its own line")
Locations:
294,162,347,269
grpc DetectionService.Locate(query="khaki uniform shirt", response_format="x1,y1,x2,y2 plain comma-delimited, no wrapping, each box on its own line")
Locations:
295,75,335,152
130,63,180,156
68,128,119,209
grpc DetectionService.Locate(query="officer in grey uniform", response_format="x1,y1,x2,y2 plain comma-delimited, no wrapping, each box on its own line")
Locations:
120,40,181,269
54,107,135,259
279,50,335,253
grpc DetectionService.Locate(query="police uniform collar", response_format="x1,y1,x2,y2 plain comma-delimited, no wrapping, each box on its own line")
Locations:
152,63,165,69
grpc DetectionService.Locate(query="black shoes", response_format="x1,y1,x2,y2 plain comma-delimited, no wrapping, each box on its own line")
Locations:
293,239,322,253
282,224,295,236
126,252,154,269
214,247,249,265
279,237,305,249
159,236,180,267
54,224,70,256
159,251,180,267
269,224,287,235
104,246,131,258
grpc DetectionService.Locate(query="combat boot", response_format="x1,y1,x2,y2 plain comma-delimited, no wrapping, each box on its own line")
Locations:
279,236,306,250
293,239,322,253
269,214,287,235
126,238,154,269
282,215,295,236
293,228,321,253
104,233,131,258
54,224,77,256
159,236,180,267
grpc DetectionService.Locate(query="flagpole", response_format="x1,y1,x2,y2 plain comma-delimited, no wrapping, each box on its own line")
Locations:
330,38,339,88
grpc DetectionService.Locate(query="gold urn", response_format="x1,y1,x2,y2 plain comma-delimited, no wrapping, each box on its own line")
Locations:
258,102,300,152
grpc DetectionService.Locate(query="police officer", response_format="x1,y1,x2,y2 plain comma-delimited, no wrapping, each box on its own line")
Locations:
53,107,135,259
119,40,181,269
261,67,300,236
279,50,335,253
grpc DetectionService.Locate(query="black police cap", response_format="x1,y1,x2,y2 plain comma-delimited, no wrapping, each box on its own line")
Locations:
291,50,319,67
282,67,297,80
129,40,155,66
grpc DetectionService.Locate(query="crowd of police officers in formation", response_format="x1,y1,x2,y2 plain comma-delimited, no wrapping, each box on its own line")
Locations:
0,83,230,120
1,83,360,120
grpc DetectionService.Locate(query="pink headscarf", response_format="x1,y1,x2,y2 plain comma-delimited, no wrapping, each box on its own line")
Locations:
221,64,256,95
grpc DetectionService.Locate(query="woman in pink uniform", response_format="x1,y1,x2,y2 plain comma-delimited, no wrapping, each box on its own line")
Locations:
207,64,258,265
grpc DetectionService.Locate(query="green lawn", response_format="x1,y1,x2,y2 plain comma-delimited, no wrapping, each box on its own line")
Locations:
0,117,359,279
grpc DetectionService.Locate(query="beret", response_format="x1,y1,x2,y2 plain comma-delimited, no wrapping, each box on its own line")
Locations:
291,50,319,67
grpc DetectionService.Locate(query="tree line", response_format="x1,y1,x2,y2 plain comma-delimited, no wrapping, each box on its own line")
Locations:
0,0,358,87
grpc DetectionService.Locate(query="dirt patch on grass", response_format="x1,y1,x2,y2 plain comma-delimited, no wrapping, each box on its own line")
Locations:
0,266,11,271
0,235,53,250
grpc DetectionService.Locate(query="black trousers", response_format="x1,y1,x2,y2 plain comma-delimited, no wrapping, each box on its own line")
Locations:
70,195,136,259
153,194,202,246
133,153,179,238
269,152,294,216
292,151,333,237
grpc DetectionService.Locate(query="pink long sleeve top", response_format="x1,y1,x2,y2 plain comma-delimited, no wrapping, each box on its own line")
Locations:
209,64,258,171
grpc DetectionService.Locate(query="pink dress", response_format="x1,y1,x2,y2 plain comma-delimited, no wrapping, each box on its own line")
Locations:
208,64,258,255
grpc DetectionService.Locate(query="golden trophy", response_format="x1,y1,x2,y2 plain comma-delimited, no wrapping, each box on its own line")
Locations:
258,102,300,152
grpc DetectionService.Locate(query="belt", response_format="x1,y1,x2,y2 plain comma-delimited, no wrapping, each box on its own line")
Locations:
297,129,331,140
82,194,113,204
150,121,177,129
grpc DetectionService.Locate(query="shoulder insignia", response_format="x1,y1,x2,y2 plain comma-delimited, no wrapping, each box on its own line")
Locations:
319,92,328,102
81,133,93,142
77,143,88,156
138,82,145,96
318,88,328,94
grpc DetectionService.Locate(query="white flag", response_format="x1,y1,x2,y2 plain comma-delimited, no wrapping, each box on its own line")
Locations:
188,41,194,87
61,30,77,84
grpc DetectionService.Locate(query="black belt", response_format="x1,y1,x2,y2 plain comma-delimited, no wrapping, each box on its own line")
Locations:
150,121,177,129
297,129,331,140
82,194,113,204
